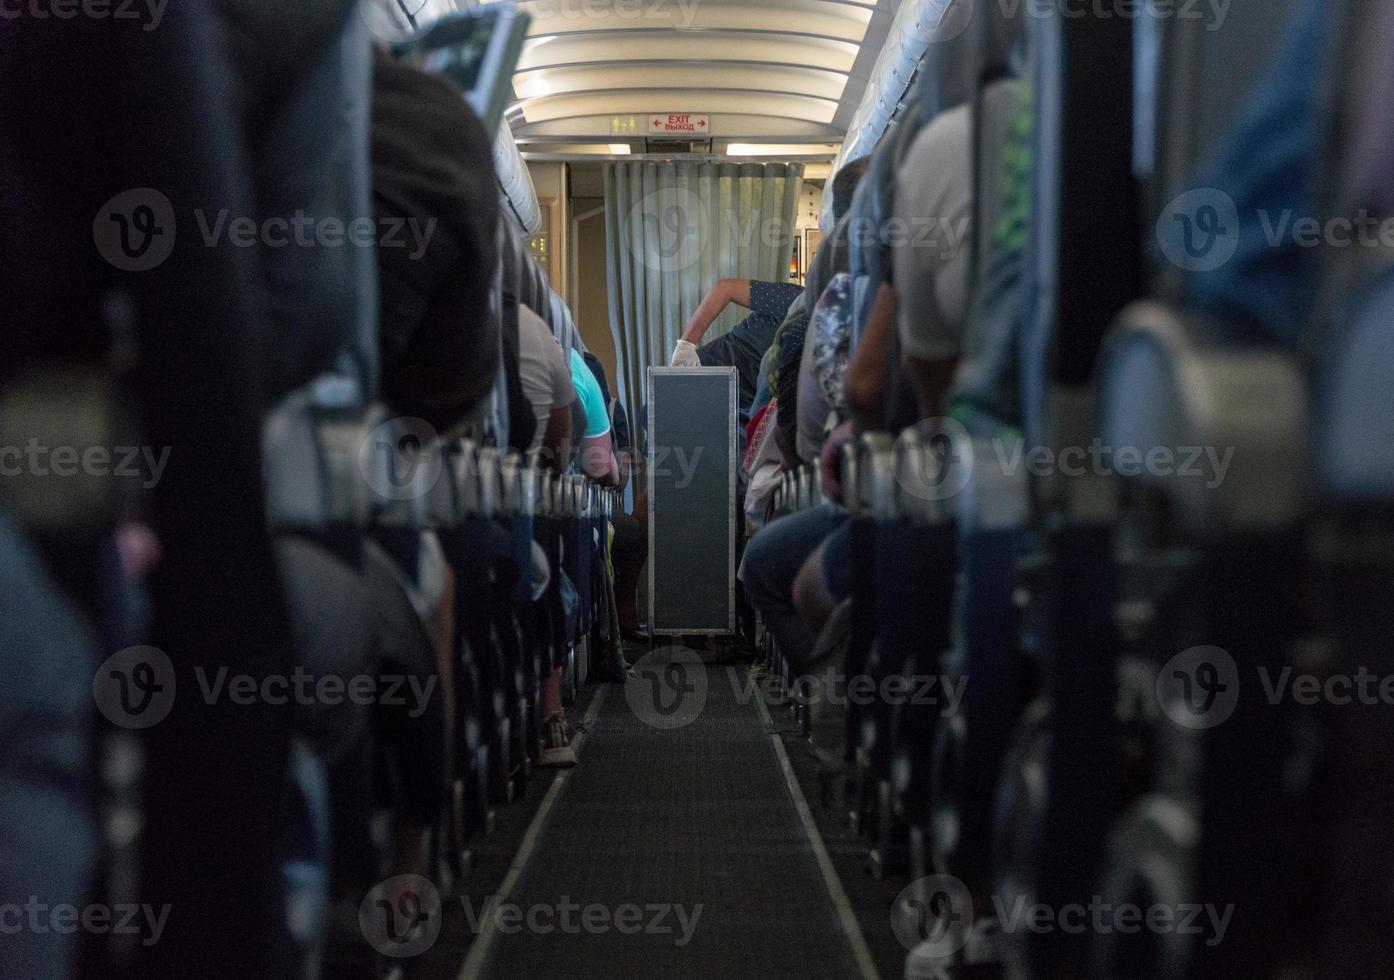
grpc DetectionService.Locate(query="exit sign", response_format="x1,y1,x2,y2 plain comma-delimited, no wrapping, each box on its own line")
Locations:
648,113,709,135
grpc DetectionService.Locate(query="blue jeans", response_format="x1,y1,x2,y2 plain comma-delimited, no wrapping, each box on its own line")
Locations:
742,504,849,671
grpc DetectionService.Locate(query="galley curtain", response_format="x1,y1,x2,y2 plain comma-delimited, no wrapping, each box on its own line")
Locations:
603,160,803,419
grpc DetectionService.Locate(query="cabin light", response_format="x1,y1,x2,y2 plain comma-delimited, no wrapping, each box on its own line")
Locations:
608,144,632,155
724,143,838,157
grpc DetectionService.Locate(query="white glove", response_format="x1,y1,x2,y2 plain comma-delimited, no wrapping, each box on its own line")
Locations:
670,339,701,368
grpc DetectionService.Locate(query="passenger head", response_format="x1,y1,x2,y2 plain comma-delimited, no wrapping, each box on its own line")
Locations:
830,157,871,223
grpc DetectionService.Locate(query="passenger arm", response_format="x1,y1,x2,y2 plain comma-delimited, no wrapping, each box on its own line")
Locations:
672,278,753,363
901,353,959,421
844,281,896,433
540,404,571,473
579,434,620,486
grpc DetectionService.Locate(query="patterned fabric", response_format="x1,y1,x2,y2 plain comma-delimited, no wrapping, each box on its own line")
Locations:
941,80,1031,429
773,316,810,450
698,279,804,416
992,86,1034,259
751,279,806,320
742,402,776,476
810,272,853,411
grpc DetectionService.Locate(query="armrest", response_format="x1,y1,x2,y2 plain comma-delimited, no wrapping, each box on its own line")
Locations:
1098,301,1308,540
1316,269,1394,503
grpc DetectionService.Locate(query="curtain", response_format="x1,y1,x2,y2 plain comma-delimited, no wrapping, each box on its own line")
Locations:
603,161,803,419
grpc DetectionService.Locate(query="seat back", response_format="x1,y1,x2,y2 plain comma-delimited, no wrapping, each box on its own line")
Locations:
1312,0,1394,503
1019,0,1141,487
847,97,923,348
1149,0,1304,225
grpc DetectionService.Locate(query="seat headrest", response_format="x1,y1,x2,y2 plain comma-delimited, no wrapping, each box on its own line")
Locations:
917,29,974,124
1152,0,1304,209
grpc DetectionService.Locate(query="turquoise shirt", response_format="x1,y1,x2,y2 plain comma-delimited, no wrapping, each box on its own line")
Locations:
569,348,610,439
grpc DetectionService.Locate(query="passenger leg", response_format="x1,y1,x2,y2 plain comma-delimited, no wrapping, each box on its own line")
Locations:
792,520,854,637
612,500,648,636
537,668,576,768
361,540,450,882
741,504,848,672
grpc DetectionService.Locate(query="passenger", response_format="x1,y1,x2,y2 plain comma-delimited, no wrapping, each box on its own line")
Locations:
669,278,805,418
500,306,541,457
569,348,621,487
739,159,869,669
516,303,574,469
323,49,501,920
755,164,864,453
796,271,855,463
575,354,647,652
537,346,622,767
792,80,1019,636
604,392,644,633
372,48,501,432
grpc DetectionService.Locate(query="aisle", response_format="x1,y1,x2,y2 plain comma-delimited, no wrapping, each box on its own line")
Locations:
465,662,879,979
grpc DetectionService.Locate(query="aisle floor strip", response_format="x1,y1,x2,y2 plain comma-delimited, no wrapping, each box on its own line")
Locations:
457,684,610,980
754,694,882,980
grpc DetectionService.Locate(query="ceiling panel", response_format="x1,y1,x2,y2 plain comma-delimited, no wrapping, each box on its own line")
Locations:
502,0,898,144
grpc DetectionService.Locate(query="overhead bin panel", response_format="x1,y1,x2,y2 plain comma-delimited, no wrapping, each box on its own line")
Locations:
506,0,888,147
517,33,861,74
524,6,869,42
520,0,873,43
517,89,839,125
512,63,850,105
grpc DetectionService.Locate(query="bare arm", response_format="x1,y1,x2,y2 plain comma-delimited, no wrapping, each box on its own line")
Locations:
579,434,620,487
844,282,896,433
539,405,571,473
680,278,753,345
901,352,959,422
